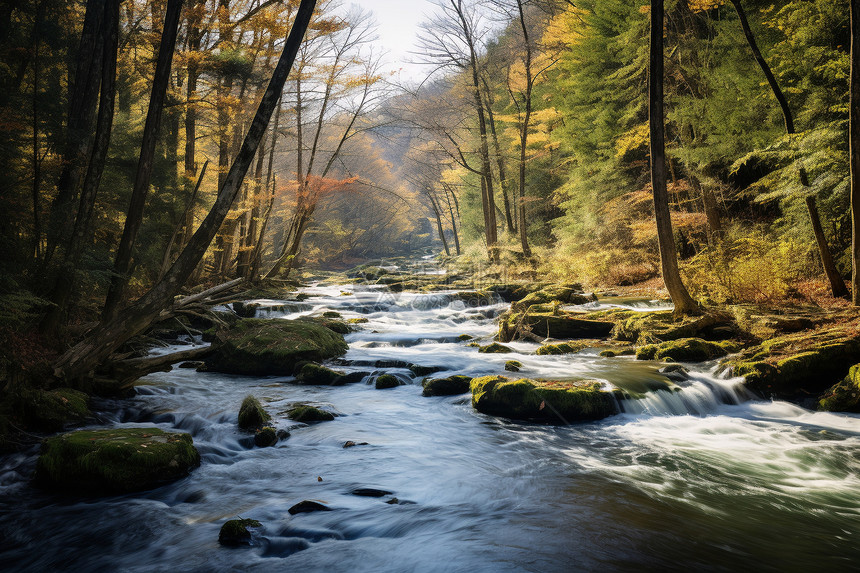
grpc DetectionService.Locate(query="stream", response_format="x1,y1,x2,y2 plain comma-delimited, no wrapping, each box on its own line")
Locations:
1,280,859,571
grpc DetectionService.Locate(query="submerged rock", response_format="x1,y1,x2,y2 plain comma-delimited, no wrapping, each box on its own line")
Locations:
286,404,335,422
343,441,369,448
238,395,271,430
204,318,348,376
410,364,445,377
34,428,200,493
636,338,729,362
470,376,617,423
351,487,392,497
504,360,522,372
296,363,345,385
288,500,332,515
422,375,472,396
219,519,263,546
254,427,279,448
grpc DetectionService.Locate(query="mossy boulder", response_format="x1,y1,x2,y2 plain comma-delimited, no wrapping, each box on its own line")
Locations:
205,318,348,376
457,334,473,342
722,326,860,398
374,374,401,389
535,341,590,356
238,395,271,430
422,375,472,396
34,428,200,493
818,364,860,412
478,342,514,354
511,285,593,311
296,363,344,385
505,360,522,372
17,388,90,432
322,311,342,318
594,309,730,345
636,338,729,363
498,311,614,342
287,404,335,422
470,376,617,422
219,519,262,546
253,427,278,448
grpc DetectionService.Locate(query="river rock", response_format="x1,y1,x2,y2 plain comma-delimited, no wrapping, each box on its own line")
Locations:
374,374,402,389
288,500,332,515
535,341,590,355
286,404,335,422
818,364,860,412
351,488,392,497
636,338,729,362
238,395,271,430
410,364,445,377
16,388,90,432
219,519,263,546
204,318,348,376
478,343,514,354
505,360,522,372
511,285,594,310
34,428,200,493
498,311,614,342
343,441,369,448
422,375,472,396
470,376,618,423
296,363,345,385
254,427,279,447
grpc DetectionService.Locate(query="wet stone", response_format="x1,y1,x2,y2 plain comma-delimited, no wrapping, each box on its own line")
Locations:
288,500,332,515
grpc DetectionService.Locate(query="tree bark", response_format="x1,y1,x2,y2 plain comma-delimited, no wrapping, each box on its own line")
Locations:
181,0,206,252
53,0,318,384
428,191,450,256
852,0,860,304
650,0,698,314
103,0,184,321
515,0,533,258
481,76,514,233
730,0,848,298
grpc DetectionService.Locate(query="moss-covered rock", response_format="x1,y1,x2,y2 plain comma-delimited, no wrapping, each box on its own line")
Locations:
593,309,731,345
17,388,90,432
322,311,342,318
478,342,514,354
818,364,860,412
253,427,278,448
219,519,262,546
535,341,590,356
422,375,472,396
498,311,614,342
504,360,522,372
34,428,200,493
296,363,344,385
511,285,594,311
204,318,348,376
457,334,473,342
722,326,860,398
410,364,444,377
374,374,401,389
238,395,270,430
347,317,369,324
287,404,335,422
470,376,617,423
635,338,729,363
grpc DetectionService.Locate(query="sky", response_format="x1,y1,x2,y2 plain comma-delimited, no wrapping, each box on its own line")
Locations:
347,0,438,84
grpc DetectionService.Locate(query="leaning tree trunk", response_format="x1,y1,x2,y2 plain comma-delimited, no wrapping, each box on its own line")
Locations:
650,0,698,314
730,0,848,298
53,0,318,385
852,0,860,304
102,0,183,321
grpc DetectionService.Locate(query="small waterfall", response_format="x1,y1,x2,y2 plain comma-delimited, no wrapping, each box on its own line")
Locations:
616,370,750,417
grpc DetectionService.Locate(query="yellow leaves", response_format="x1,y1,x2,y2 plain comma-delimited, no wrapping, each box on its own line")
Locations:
688,0,725,12
543,5,586,49
614,124,650,159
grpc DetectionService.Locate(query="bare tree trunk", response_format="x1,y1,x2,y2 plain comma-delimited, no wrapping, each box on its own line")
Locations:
53,0,318,384
730,0,848,298
442,184,461,255
428,191,450,256
159,161,209,281
482,76,514,233
181,0,206,251
103,0,184,321
44,0,107,265
515,0,532,258
852,0,860,304
42,0,119,336
650,0,698,314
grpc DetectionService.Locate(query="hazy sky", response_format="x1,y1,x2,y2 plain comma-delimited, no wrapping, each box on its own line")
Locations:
347,0,438,83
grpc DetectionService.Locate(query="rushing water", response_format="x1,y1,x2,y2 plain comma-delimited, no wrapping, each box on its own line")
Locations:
1,283,859,572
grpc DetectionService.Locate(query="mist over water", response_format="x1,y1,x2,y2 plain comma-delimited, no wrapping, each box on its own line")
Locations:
1,281,858,572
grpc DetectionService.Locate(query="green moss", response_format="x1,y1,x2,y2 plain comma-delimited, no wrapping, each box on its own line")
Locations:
466,342,480,348
504,360,522,372
470,376,617,423
535,341,589,356
238,395,270,430
478,343,514,354
375,374,401,389
457,334,473,342
287,404,335,422
219,519,262,546
34,428,200,493
348,318,369,324
636,338,728,363
498,311,614,342
17,388,90,432
422,375,472,396
205,318,348,376
253,427,278,448
818,364,860,412
296,363,344,385
511,285,593,311
322,311,342,318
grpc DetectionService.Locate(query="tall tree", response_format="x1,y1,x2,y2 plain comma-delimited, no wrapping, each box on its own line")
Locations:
102,0,184,321
852,0,860,304
650,0,698,314
729,0,848,299
54,0,319,384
